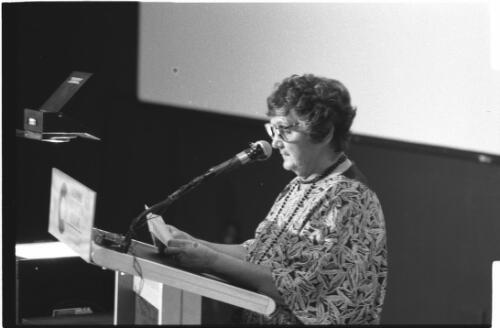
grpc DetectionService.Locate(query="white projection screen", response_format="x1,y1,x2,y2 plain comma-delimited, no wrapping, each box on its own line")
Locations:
138,2,500,156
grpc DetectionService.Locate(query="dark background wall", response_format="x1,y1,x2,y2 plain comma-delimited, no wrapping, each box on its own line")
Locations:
4,2,500,325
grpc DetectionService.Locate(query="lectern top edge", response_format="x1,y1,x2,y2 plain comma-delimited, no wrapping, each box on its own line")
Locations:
90,235,276,316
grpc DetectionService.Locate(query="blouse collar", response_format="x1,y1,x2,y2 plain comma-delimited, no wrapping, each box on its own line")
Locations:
297,153,352,184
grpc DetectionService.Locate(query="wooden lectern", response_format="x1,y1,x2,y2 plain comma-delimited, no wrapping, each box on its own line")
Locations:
89,229,276,325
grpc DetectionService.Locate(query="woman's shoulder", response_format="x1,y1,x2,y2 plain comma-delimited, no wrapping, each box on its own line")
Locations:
323,173,385,228
322,169,380,204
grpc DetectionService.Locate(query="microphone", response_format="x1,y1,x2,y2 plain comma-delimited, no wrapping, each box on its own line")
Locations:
207,140,272,176
118,140,272,253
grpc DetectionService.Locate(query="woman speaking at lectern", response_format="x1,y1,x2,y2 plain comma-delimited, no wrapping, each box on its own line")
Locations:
158,74,388,324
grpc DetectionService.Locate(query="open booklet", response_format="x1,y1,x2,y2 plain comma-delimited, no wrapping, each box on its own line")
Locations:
145,207,172,253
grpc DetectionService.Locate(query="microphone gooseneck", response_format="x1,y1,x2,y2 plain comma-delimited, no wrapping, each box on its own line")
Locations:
119,140,272,253
207,140,272,176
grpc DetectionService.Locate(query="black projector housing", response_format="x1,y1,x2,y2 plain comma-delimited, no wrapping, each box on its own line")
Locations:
23,110,86,134
18,71,100,142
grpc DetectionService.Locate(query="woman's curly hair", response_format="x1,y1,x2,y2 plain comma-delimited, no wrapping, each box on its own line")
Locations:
267,74,357,151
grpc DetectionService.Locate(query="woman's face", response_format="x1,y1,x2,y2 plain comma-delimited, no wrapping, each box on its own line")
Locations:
268,111,331,178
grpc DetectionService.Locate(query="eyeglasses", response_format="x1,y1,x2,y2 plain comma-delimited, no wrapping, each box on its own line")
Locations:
264,122,301,142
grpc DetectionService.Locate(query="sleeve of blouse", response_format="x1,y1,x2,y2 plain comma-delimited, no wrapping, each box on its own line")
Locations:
241,238,255,253
268,187,387,324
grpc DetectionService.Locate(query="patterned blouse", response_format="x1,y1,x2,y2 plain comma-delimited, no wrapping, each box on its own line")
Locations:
241,158,388,325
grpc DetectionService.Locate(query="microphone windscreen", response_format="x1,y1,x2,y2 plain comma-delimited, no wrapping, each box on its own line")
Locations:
253,140,273,160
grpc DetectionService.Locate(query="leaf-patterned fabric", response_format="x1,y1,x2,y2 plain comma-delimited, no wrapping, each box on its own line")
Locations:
241,165,388,324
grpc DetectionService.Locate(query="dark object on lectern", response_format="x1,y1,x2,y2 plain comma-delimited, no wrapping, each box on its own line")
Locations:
18,71,101,142
93,229,126,252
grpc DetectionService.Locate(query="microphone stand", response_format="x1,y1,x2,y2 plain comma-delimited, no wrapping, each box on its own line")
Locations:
119,155,240,253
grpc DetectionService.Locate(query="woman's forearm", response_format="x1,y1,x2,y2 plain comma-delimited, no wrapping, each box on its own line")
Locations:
163,234,284,304
209,251,285,304
197,240,247,260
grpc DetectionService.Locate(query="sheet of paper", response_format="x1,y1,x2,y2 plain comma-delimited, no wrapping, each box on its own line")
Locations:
146,211,172,247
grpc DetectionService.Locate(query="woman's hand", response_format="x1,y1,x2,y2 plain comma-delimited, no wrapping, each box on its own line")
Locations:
163,239,218,273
